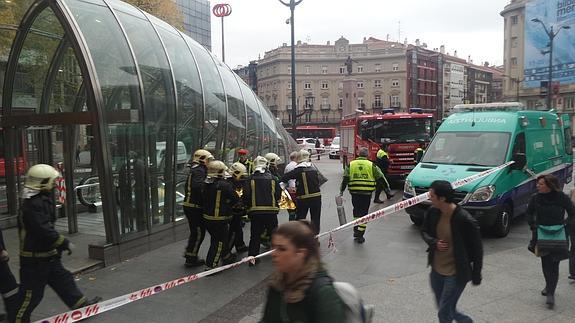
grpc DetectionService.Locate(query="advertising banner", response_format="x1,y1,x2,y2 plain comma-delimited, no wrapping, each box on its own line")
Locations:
524,0,575,88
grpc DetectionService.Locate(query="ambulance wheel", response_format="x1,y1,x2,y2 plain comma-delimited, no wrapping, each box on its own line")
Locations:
410,215,423,226
492,203,512,237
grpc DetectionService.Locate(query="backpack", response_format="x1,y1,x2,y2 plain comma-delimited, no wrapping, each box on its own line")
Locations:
309,275,375,323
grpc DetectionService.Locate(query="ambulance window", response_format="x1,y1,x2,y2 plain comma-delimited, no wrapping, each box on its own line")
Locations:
564,127,573,155
512,133,525,155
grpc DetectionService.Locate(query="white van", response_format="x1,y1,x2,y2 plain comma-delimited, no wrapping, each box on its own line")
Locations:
156,141,188,168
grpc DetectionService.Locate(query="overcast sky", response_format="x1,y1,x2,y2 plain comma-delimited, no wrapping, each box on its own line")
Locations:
209,0,510,69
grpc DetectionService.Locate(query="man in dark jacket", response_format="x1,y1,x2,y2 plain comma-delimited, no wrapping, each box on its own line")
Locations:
373,144,393,203
420,180,483,323
0,228,18,322
281,150,323,234
15,164,101,322
182,149,213,267
243,156,282,265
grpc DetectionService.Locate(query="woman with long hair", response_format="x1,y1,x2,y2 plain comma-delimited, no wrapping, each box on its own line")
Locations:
527,174,575,309
260,221,344,322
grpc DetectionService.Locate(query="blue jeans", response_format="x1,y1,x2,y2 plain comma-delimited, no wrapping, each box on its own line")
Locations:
430,270,472,323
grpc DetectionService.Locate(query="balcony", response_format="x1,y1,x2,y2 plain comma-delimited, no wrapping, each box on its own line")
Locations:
320,103,331,110
372,102,383,109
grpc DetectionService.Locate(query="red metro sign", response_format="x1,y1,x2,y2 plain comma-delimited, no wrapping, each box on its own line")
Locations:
212,3,232,17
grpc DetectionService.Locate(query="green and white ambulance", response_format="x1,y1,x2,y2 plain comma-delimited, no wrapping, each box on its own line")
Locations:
403,103,573,237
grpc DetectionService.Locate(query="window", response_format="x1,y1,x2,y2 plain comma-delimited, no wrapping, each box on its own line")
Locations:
339,98,343,108
357,65,363,73
374,79,382,88
374,95,382,108
357,81,364,89
339,66,346,74
304,82,311,90
305,113,311,123
375,64,381,73
391,95,400,106
392,63,399,71
322,97,329,105
392,79,400,87
358,97,364,109
511,15,518,25
564,96,575,111
321,81,329,89
305,65,311,74
287,67,291,74
511,57,518,66
511,36,518,48
321,65,328,74
287,82,291,90
339,82,343,89
322,115,329,123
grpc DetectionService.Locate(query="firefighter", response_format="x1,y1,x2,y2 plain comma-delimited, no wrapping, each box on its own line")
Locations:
340,147,387,243
283,151,299,221
264,152,282,179
281,149,323,234
225,162,249,255
414,147,425,163
237,149,253,175
15,164,101,322
182,149,213,268
201,160,240,270
243,156,282,266
0,228,18,322
373,144,394,203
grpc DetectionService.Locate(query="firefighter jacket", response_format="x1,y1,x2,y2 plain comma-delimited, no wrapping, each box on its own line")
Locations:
238,159,254,175
183,163,207,209
229,178,247,216
19,191,67,258
281,163,322,200
340,157,386,195
376,148,390,172
243,171,282,215
201,178,240,221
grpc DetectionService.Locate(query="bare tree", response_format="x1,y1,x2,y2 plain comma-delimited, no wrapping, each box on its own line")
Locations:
124,0,184,30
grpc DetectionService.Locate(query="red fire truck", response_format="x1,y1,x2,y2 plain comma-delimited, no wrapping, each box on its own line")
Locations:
340,108,434,179
288,125,337,146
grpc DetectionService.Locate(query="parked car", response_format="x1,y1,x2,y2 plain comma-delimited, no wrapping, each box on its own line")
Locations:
296,137,324,153
156,141,188,168
329,136,340,159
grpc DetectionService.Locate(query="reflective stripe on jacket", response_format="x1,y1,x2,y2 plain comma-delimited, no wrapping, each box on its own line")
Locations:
348,159,376,192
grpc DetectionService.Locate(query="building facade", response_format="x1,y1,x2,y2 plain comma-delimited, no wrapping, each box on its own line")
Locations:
174,0,211,50
234,60,258,94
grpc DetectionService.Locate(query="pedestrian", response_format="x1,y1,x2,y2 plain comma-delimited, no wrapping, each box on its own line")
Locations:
260,220,344,322
201,160,240,270
315,137,321,160
421,180,483,323
15,164,101,322
373,144,394,203
284,151,299,221
237,148,253,175
225,162,249,255
0,227,18,322
281,150,322,234
527,174,575,308
244,156,281,266
75,146,81,164
340,147,388,243
182,149,213,268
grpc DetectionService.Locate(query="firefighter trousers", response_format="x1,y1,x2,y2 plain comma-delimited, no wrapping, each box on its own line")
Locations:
204,221,230,269
1,260,18,322
15,257,86,323
226,213,246,254
248,214,278,257
184,207,206,259
296,197,322,234
351,193,371,238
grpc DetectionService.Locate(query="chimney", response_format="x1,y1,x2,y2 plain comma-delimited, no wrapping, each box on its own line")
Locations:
422,42,427,48
297,40,302,45
327,40,330,45
404,38,408,45
484,61,489,67
415,39,420,46
454,50,458,57
468,55,471,63
440,45,445,54
282,43,287,47
386,34,390,41
363,36,366,42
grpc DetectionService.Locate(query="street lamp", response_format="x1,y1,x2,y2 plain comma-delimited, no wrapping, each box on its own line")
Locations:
279,0,303,134
530,18,570,109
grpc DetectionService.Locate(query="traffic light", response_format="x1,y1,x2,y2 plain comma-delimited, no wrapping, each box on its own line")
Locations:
539,81,548,98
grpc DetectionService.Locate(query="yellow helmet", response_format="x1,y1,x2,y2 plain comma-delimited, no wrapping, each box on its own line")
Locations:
264,153,282,167
229,162,247,180
192,149,214,165
253,156,269,172
24,164,60,191
207,160,229,178
296,149,310,163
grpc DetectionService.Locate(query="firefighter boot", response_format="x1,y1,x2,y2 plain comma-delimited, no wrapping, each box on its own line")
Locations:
185,256,206,268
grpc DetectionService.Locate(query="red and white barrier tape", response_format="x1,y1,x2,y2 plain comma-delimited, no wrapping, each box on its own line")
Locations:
37,161,513,323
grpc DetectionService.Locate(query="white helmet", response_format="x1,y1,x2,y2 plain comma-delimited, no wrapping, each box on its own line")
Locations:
253,156,269,173
207,160,229,178
296,149,310,163
24,164,60,191
264,153,282,167
192,149,214,165
229,162,247,180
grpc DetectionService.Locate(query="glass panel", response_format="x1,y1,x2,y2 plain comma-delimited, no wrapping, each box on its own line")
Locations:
12,7,64,111
67,0,146,237
154,23,203,222
257,98,273,154
238,81,261,159
183,36,226,159
0,29,15,105
49,45,83,113
113,7,176,227
216,62,246,165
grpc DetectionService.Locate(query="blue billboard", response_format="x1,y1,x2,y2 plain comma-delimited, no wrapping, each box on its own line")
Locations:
524,0,575,88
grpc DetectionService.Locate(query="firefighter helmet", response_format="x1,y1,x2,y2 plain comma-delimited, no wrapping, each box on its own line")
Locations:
207,160,229,178
264,153,282,167
229,162,247,180
253,156,269,172
296,149,311,163
24,164,60,191
192,149,214,165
